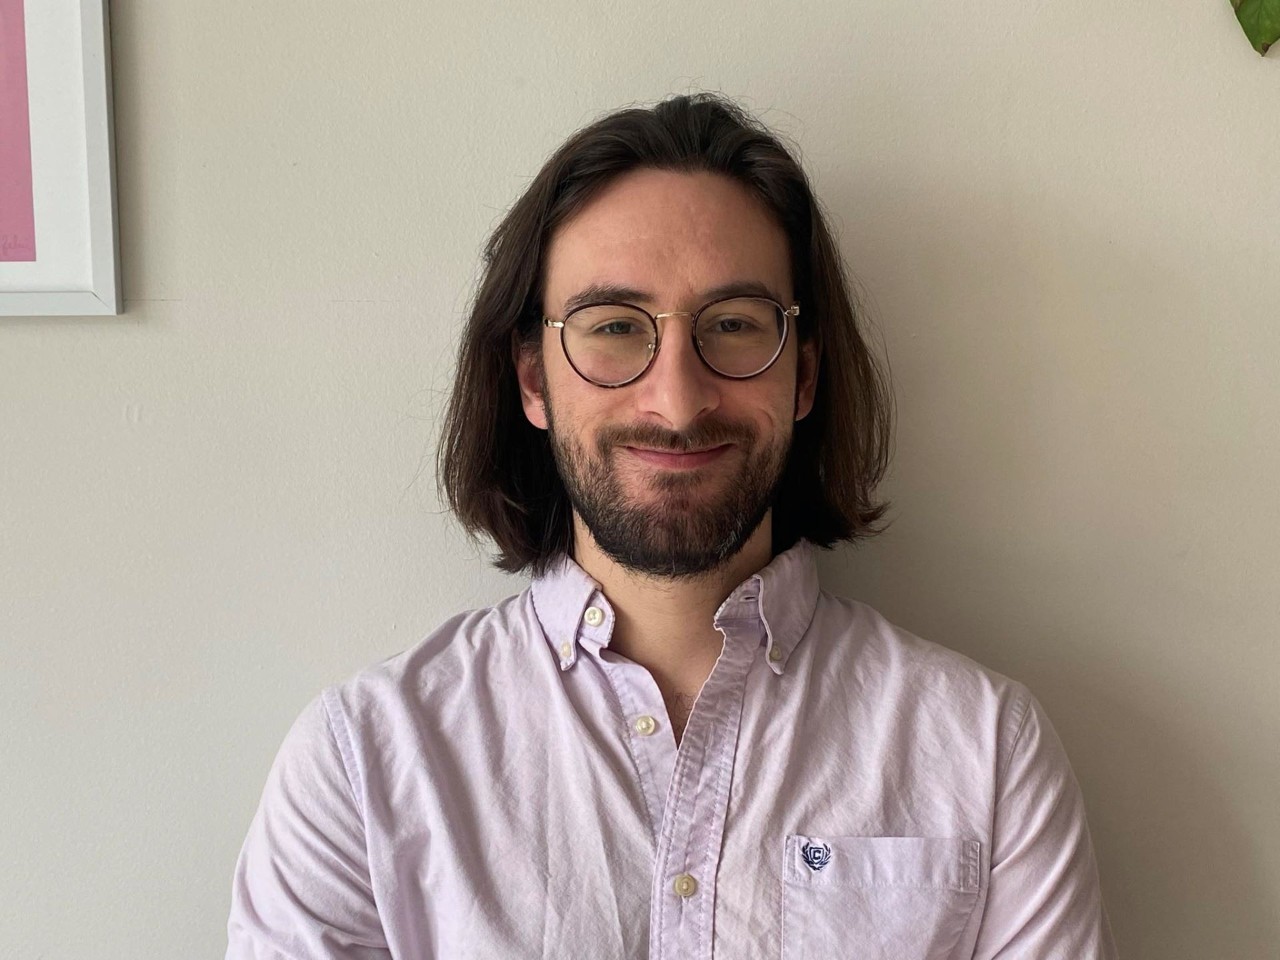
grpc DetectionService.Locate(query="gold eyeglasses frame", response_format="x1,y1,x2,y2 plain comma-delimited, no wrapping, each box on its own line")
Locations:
542,295,800,389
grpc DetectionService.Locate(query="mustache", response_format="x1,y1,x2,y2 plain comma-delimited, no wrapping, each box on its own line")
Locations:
595,418,755,455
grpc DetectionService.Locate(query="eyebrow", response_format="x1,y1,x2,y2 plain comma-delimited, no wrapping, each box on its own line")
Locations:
562,279,788,315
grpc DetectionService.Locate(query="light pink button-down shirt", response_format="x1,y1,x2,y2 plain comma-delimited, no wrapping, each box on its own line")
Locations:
226,540,1117,959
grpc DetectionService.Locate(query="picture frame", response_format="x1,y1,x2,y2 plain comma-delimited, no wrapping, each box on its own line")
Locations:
0,0,120,316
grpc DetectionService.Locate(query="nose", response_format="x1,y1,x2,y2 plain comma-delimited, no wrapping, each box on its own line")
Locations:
632,314,721,432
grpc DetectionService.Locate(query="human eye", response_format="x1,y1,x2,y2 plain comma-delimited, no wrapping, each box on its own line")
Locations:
576,305,649,337
705,312,764,335
592,318,641,336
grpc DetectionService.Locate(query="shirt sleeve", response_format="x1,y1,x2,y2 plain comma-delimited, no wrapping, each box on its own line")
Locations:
225,692,392,960
972,687,1119,960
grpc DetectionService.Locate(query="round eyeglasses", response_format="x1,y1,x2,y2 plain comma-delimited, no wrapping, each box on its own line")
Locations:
542,296,799,388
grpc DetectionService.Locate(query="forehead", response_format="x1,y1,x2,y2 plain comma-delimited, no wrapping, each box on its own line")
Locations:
543,168,792,310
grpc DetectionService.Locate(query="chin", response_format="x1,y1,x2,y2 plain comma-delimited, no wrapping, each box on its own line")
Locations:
630,468,726,494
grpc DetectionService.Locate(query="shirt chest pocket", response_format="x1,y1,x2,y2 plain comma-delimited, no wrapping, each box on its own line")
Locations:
780,835,982,960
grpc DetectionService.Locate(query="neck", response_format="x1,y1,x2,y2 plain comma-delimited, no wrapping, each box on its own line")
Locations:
570,514,774,722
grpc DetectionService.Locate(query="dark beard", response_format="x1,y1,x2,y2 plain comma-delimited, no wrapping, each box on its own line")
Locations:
543,395,791,579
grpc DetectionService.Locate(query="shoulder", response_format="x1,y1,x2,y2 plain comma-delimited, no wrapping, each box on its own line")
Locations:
320,587,545,732
807,591,1035,749
812,591,1021,686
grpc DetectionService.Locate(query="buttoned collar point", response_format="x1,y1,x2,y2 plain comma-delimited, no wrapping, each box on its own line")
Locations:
529,553,617,670
753,538,821,674
529,539,821,675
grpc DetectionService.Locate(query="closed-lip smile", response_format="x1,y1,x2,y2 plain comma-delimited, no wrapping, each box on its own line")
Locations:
621,443,732,469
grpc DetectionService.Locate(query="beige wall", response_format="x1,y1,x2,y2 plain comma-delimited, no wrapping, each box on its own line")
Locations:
2,1,1277,956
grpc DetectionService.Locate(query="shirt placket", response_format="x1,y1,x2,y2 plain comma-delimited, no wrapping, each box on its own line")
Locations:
572,595,680,848
597,648,680,843
649,606,762,960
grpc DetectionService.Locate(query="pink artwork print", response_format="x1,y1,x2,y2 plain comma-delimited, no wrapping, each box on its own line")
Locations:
1,0,36,262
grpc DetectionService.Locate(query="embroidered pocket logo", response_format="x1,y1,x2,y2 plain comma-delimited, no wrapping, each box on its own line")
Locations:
801,840,832,872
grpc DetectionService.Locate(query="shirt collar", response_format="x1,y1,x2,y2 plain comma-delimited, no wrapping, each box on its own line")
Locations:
528,539,821,674
528,552,614,671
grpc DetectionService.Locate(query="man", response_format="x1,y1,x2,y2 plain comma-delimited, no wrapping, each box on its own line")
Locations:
226,94,1117,959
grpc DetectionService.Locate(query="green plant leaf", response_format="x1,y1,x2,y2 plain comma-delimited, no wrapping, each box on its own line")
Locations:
1232,0,1280,55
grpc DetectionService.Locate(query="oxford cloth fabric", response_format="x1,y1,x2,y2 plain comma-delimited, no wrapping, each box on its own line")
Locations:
225,540,1117,959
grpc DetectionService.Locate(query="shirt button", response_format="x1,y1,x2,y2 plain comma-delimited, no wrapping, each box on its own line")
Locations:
583,606,604,627
673,873,698,898
559,642,573,658
768,645,783,662
633,715,657,736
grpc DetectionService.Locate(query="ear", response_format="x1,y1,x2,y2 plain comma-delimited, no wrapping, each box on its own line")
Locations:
514,335,549,430
794,336,819,422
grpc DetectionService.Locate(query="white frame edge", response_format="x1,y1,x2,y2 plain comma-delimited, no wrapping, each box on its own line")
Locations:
0,0,121,317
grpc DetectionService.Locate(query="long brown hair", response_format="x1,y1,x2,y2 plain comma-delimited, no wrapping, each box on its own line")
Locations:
438,94,893,575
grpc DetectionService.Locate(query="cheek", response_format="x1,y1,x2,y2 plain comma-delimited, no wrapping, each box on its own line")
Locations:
721,387,796,448
752,354,802,428
538,333,577,411
541,329,599,397
540,352,618,438
541,330,565,378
